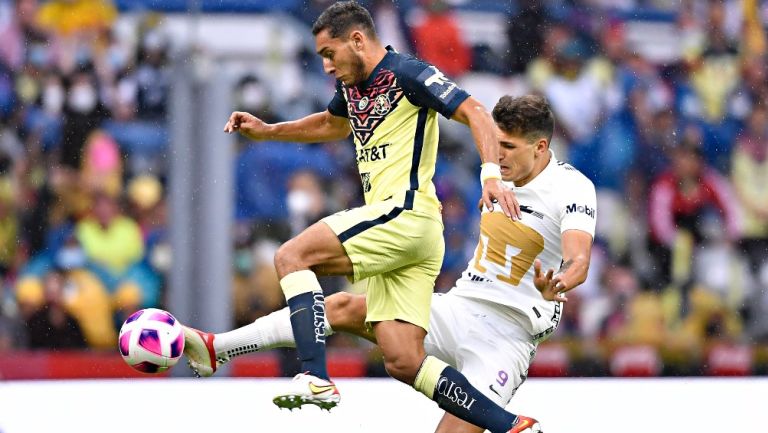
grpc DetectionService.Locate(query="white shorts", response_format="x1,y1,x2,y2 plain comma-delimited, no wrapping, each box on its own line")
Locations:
423,292,537,407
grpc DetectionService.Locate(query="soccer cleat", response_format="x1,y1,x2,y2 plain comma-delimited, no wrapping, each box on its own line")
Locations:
182,326,229,378
507,415,543,433
273,372,341,411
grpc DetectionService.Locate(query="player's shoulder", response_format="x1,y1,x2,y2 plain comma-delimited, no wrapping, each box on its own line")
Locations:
386,49,433,80
551,159,595,191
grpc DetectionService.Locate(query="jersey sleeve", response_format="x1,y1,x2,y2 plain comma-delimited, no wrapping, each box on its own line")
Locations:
327,80,348,118
557,172,597,237
395,56,470,119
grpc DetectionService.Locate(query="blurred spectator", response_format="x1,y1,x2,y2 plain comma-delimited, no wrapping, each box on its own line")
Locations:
409,0,472,78
60,66,108,170
731,105,768,314
647,135,741,294
24,269,87,349
81,130,122,197
286,170,328,237
0,0,46,71
126,174,164,238
75,190,144,277
505,0,549,74
232,227,283,327
0,177,18,276
133,29,171,121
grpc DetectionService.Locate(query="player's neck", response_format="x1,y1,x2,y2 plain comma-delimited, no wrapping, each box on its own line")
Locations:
362,44,388,78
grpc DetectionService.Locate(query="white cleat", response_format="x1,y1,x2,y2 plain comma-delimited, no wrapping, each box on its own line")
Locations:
273,372,341,411
182,326,229,378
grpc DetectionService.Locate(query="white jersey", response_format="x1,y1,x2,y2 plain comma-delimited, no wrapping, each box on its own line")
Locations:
452,152,596,341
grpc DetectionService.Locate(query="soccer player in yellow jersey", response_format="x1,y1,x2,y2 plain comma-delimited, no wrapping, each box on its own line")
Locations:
189,1,529,432
184,95,596,433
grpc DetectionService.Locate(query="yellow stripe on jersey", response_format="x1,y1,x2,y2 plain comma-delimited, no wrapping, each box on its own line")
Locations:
473,213,545,286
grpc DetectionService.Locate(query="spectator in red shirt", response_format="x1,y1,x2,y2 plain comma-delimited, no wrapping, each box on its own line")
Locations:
410,0,471,78
647,137,741,292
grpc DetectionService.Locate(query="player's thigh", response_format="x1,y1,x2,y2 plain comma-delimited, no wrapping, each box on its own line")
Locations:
434,413,485,433
365,248,443,332
458,327,535,407
323,202,444,283
438,297,536,406
423,293,461,367
276,220,352,276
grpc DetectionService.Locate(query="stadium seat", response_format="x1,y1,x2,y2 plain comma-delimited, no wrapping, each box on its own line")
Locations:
705,343,753,376
609,345,662,377
528,343,569,377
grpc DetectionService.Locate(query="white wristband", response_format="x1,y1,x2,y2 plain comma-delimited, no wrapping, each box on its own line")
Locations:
480,162,502,183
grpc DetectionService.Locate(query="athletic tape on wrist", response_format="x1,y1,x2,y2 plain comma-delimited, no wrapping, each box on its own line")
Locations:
480,162,502,183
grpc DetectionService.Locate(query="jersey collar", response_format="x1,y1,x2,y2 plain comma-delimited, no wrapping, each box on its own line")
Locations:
357,45,396,91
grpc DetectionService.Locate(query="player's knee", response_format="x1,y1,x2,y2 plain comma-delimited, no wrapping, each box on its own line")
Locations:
382,352,422,384
325,292,352,326
326,292,365,329
273,240,304,277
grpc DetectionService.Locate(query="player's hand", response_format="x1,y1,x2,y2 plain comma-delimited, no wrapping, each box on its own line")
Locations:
482,178,521,220
223,111,271,140
533,259,568,302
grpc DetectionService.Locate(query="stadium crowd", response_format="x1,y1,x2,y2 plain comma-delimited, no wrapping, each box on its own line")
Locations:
0,0,767,377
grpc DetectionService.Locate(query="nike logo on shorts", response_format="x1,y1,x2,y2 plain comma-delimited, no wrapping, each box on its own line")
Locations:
489,384,501,398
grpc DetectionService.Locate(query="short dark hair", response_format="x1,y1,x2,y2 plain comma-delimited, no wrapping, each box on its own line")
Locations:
492,95,555,144
311,1,376,39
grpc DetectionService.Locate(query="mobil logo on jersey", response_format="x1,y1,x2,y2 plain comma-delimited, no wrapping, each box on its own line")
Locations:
565,203,595,218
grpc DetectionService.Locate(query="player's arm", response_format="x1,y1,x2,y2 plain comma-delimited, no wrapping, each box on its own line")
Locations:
223,110,351,143
534,229,593,302
452,97,521,219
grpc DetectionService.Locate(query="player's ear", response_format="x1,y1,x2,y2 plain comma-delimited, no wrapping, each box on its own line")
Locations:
535,138,548,154
349,30,364,51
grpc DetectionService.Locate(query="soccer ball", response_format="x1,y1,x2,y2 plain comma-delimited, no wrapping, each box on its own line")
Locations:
118,308,185,373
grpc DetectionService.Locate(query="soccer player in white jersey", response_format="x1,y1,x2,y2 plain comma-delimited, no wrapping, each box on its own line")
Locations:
184,95,596,433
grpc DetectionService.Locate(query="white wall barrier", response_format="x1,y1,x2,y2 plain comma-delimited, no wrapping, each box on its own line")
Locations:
0,377,764,433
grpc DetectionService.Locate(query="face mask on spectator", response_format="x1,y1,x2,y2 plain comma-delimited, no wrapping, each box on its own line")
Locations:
241,83,267,111
108,47,129,72
28,44,50,68
43,84,64,114
287,189,312,217
68,84,98,113
55,247,87,270
150,243,172,272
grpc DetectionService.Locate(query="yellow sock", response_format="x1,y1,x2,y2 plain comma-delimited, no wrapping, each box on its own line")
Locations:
280,270,322,300
413,355,448,399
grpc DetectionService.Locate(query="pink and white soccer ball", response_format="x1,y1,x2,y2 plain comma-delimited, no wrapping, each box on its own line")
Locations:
118,308,185,373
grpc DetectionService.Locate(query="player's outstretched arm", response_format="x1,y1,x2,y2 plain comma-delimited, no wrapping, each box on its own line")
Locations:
534,229,593,302
223,110,351,143
451,97,521,220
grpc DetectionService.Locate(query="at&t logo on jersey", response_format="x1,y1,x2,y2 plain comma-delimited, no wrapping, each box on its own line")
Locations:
565,203,595,218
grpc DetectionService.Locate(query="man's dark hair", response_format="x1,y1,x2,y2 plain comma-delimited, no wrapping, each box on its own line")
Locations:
312,1,377,39
492,95,555,143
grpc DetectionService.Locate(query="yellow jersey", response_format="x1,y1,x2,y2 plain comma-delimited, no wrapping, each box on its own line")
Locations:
327,46,469,214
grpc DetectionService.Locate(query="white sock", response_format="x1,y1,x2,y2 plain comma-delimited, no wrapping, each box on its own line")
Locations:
213,308,295,359
212,307,335,360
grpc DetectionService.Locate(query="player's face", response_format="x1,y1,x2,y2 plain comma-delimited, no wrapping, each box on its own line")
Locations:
315,29,367,86
497,128,547,186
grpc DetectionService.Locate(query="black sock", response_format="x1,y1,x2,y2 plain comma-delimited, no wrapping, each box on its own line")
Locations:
433,366,517,433
286,291,329,380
